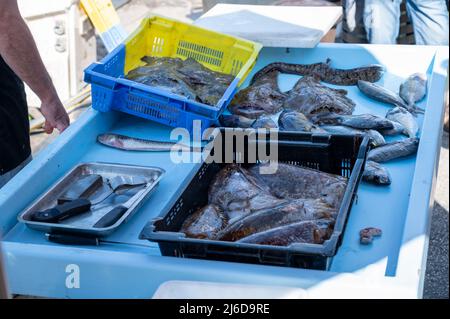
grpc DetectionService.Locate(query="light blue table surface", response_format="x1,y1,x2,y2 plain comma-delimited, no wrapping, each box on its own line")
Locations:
0,44,447,298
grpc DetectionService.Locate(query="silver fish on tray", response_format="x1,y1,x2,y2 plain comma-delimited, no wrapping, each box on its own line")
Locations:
97,133,191,152
386,106,419,138
362,161,391,185
357,80,423,116
399,73,427,112
367,138,419,163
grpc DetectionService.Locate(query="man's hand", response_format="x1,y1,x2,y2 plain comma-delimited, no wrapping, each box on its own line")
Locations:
40,96,70,134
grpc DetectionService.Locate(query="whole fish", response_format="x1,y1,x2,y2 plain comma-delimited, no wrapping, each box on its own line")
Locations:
216,199,336,242
237,219,334,246
367,138,419,162
358,80,424,115
362,161,391,185
379,120,407,136
208,164,282,223
278,110,325,132
219,114,255,128
313,113,394,130
386,107,419,138
251,116,278,129
180,204,227,239
399,73,427,111
283,76,356,118
251,59,384,86
97,133,191,152
229,70,287,119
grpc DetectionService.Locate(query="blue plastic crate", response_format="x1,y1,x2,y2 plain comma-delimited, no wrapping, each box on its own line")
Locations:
84,16,262,135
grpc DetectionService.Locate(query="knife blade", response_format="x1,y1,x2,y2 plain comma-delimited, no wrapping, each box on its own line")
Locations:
93,184,147,228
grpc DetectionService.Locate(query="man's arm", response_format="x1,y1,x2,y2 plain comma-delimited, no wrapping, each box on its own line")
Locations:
0,0,69,133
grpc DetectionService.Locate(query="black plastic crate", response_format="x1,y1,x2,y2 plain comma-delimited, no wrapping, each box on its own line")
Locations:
140,129,369,270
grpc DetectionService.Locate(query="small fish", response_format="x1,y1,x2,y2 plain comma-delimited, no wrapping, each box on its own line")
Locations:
362,161,391,185
97,133,191,152
219,114,255,128
279,110,325,132
358,80,424,116
379,120,407,136
251,116,278,129
367,138,419,162
386,107,419,138
313,113,394,130
360,227,382,245
399,73,427,112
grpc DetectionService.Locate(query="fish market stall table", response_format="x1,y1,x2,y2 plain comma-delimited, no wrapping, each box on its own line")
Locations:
0,44,447,298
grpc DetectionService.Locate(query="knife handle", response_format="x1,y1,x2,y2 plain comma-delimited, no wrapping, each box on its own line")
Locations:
93,206,127,228
32,198,91,223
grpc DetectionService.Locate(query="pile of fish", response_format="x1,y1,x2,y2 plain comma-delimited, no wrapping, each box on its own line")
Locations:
125,56,234,106
221,60,427,186
180,163,348,246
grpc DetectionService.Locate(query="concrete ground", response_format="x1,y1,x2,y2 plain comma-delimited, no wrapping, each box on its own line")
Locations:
28,0,448,299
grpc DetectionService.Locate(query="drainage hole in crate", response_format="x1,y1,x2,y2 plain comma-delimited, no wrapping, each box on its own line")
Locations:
152,37,165,54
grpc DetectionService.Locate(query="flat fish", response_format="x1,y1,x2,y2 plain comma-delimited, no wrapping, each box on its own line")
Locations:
251,59,384,86
237,219,335,246
399,73,427,111
180,204,227,239
278,110,325,132
251,116,278,129
219,114,255,128
362,161,391,185
216,199,337,242
379,120,407,136
360,227,382,244
357,80,423,115
283,76,356,118
367,138,419,162
177,58,234,106
313,113,394,130
229,70,287,119
208,164,282,223
97,133,191,152
386,106,419,138
248,162,348,209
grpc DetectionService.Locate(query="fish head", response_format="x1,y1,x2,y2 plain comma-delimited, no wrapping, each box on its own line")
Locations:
97,133,124,149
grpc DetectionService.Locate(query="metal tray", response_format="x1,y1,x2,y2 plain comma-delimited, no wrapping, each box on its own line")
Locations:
18,162,165,237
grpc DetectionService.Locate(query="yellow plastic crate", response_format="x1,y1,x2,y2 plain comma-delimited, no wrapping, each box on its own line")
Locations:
124,15,262,85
